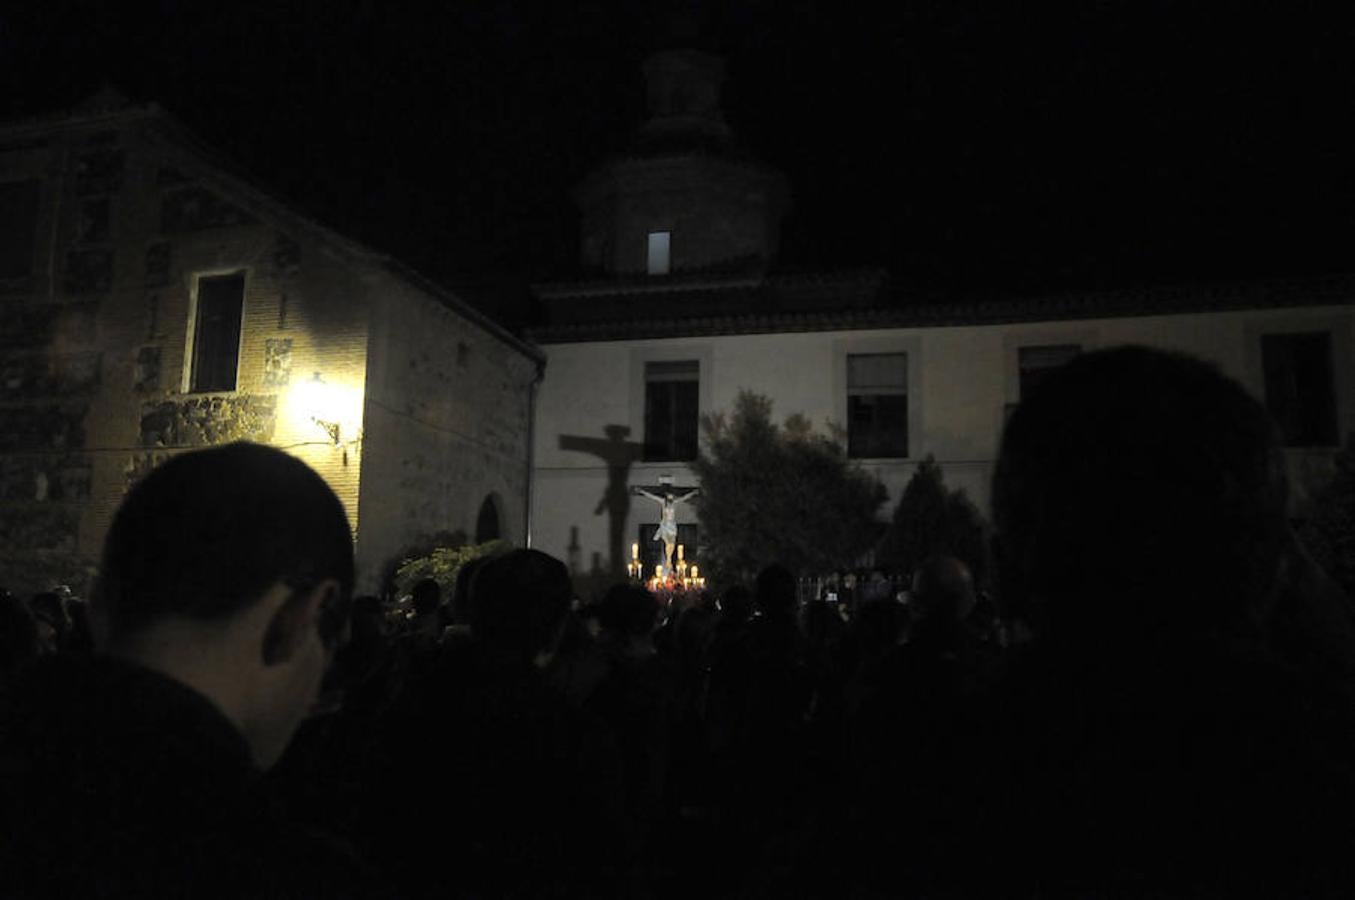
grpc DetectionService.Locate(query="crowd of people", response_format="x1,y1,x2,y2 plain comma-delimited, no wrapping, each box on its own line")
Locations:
2,345,1354,899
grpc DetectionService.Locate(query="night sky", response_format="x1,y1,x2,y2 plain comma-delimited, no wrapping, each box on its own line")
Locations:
3,2,1352,323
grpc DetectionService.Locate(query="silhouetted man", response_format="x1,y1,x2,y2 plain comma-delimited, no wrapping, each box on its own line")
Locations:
962,346,1355,898
0,442,377,898
363,548,624,899
849,556,989,897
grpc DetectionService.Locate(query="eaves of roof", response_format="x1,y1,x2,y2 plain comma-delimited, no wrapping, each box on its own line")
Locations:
526,274,1354,344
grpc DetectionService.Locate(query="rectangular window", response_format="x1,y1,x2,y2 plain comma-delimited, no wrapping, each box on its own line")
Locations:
644,360,698,461
647,230,671,275
638,523,699,573
188,272,245,393
1018,344,1081,400
0,181,41,280
1262,332,1339,447
848,353,908,458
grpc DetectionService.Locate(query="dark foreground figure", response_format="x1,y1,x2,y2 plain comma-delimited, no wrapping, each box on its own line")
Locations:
4,348,1353,900
0,443,382,899
851,346,1355,899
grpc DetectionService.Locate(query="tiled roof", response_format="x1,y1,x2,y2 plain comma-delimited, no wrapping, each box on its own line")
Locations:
528,274,1354,343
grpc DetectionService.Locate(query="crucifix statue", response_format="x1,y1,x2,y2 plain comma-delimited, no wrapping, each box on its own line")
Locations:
631,479,700,578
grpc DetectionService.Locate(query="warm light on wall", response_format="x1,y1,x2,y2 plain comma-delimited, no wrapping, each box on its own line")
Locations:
291,371,363,452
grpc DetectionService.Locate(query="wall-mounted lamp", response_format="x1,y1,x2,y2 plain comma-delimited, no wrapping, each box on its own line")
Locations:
301,372,343,446
292,371,363,467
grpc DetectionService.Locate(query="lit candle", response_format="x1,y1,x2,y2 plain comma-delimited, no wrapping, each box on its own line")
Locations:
655,564,663,579
678,544,684,561
691,566,698,579
632,542,639,560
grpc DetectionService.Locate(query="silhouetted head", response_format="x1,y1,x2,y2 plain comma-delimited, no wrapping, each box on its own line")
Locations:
992,346,1288,647
719,585,753,622
1,590,42,682
28,592,67,634
410,579,441,618
350,595,386,644
451,555,492,627
755,565,798,618
596,584,659,637
911,556,976,627
94,442,354,768
470,549,572,662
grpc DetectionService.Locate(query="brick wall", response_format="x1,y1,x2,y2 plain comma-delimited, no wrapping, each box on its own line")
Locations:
2,108,540,599
0,114,369,594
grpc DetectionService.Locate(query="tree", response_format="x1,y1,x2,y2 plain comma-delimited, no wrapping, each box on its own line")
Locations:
1300,433,1355,602
877,454,988,586
392,539,506,599
689,391,887,584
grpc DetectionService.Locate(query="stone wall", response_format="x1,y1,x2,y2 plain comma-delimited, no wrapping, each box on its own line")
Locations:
0,111,371,594
0,124,115,593
354,271,540,594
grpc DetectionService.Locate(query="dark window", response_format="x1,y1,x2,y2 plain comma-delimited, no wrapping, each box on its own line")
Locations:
848,353,908,458
644,360,698,461
637,523,699,573
189,272,245,393
0,181,41,279
1262,332,1339,447
1019,344,1081,400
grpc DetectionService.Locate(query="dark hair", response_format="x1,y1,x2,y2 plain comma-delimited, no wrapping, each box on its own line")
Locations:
719,584,753,621
596,584,659,637
350,595,386,644
911,556,975,626
992,346,1288,642
95,442,355,639
451,554,492,627
410,579,441,617
754,564,798,617
1,590,42,681
470,549,571,658
28,592,67,633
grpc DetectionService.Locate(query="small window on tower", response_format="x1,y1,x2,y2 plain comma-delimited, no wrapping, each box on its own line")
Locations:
647,231,671,276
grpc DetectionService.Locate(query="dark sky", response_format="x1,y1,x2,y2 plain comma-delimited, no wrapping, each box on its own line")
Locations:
3,1,1352,319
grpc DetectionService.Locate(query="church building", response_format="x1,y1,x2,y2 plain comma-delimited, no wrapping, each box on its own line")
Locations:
0,92,543,595
527,47,1354,585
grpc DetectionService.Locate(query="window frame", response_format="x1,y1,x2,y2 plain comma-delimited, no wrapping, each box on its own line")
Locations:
833,337,920,462
646,230,672,276
642,359,700,462
629,344,712,471
182,268,248,394
846,352,910,460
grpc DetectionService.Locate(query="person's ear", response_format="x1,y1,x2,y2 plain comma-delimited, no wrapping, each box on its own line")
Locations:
262,579,339,666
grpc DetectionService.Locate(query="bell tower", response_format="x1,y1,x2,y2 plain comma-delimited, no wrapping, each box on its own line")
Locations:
574,47,790,278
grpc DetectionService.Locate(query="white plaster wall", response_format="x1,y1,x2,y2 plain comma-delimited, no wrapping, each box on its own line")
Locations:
531,304,1355,575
